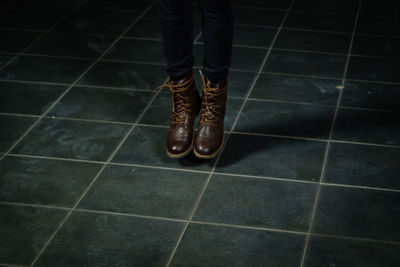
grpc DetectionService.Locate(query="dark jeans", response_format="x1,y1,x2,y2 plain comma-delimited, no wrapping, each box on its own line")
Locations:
157,0,234,83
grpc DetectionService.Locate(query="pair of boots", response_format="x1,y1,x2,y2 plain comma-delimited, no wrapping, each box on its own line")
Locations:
162,70,227,159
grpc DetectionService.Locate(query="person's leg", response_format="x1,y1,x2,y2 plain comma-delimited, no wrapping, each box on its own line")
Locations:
158,0,194,81
194,0,233,159
157,0,201,158
199,0,234,83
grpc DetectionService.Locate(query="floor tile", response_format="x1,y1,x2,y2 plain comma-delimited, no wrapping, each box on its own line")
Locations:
216,133,326,181
78,61,166,90
324,142,400,190
232,25,276,47
250,74,340,105
27,32,116,58
125,18,163,39
112,125,216,171
170,223,305,267
0,156,101,206
11,118,130,161
341,80,400,111
304,235,400,267
233,7,286,27
356,15,400,37
332,108,400,145
0,53,13,69
195,44,267,72
140,92,244,131
104,38,165,63
275,29,351,53
0,204,67,265
0,114,36,153
79,165,207,219
284,11,356,33
0,0,81,30
313,186,400,242
232,0,291,9
347,56,400,83
0,81,66,115
0,55,92,83
234,100,335,139
54,0,151,35
264,50,347,78
0,29,40,53
292,0,359,15
48,86,153,122
35,211,184,267
193,174,317,231
352,35,400,58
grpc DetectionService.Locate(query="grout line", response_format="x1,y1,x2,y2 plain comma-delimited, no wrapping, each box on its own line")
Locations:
41,116,134,126
0,112,40,118
0,2,158,164
6,153,105,165
299,1,362,266
29,25,203,267
27,2,159,266
2,201,400,248
0,0,91,73
0,263,28,267
165,1,297,266
5,152,400,193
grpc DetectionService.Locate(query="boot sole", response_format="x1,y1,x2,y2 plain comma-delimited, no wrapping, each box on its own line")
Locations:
193,134,225,159
165,134,194,158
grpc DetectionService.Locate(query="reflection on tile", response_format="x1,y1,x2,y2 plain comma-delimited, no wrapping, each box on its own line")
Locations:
0,55,91,83
0,29,40,53
234,100,335,138
250,74,340,105
12,118,130,161
325,142,400,190
216,133,326,181
0,81,66,115
275,29,351,53
27,32,115,58
0,204,67,265
264,50,347,78
49,86,153,122
78,61,166,89
285,11,355,33
193,174,317,231
0,156,101,206
79,165,207,219
347,56,400,83
0,114,36,152
112,125,216,171
333,108,400,145
313,186,400,242
304,236,400,267
104,38,165,63
341,81,400,111
171,223,305,267
36,211,184,267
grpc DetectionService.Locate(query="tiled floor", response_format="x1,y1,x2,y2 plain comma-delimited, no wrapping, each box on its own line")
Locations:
0,0,399,266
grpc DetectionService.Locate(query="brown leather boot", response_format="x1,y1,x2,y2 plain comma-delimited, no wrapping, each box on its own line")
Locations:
194,72,227,159
161,71,201,158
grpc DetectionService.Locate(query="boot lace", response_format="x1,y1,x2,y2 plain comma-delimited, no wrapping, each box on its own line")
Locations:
157,75,194,125
199,71,227,128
